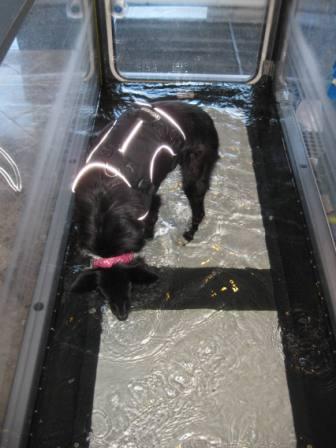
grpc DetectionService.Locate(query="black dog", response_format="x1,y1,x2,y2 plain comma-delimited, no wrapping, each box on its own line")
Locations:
71,101,218,319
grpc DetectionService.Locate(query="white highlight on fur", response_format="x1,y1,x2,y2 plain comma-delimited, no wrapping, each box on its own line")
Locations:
71,162,132,193
154,107,186,140
118,120,143,154
86,122,116,163
137,210,149,221
0,146,22,192
149,145,176,183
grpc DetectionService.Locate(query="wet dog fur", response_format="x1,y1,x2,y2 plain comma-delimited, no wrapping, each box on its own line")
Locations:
71,101,219,320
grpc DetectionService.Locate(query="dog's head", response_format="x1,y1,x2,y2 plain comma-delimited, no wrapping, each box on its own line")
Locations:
75,181,148,259
71,260,158,320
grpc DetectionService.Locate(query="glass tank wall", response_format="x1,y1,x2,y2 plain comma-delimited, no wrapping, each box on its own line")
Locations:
0,0,98,438
276,0,336,242
275,0,336,329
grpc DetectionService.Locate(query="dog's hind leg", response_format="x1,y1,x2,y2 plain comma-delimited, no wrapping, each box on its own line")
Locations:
181,144,218,241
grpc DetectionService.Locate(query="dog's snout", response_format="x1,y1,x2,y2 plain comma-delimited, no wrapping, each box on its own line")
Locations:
111,300,130,321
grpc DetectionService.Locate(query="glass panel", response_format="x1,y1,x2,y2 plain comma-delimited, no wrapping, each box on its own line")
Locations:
109,0,270,81
0,0,28,52
0,0,98,430
276,0,336,241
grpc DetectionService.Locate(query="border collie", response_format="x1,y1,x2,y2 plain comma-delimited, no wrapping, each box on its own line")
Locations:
71,101,218,320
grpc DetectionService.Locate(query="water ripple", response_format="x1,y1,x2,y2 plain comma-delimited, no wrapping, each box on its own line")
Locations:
91,102,295,447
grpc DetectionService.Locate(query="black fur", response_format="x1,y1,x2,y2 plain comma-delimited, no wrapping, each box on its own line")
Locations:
71,259,158,321
72,101,218,320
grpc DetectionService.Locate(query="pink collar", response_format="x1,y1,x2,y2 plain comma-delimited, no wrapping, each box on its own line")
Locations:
91,252,135,269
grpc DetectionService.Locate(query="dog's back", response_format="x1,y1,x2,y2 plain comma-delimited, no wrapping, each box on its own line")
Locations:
152,100,219,151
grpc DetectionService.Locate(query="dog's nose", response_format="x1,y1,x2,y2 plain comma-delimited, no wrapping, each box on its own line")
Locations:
117,311,128,321
112,301,130,321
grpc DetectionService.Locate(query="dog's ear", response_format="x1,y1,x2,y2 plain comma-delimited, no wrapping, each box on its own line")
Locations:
120,259,158,284
71,269,99,293
127,265,158,284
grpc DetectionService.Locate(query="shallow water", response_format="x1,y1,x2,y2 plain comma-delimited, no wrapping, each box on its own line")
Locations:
89,100,296,447
26,82,336,448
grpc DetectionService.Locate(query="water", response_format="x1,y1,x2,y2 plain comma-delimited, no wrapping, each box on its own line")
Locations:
29,82,336,448
89,87,296,447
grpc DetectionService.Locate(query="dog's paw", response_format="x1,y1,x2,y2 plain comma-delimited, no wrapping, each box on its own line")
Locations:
183,230,194,242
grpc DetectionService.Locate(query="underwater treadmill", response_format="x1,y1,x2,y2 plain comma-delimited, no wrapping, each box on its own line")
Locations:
1,1,336,447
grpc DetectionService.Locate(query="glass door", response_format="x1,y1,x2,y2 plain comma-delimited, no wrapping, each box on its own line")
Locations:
105,0,276,82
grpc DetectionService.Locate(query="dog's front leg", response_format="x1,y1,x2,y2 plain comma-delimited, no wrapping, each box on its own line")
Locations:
144,194,161,239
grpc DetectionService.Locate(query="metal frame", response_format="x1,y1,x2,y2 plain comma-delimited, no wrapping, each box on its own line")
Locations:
103,0,278,84
0,0,35,63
